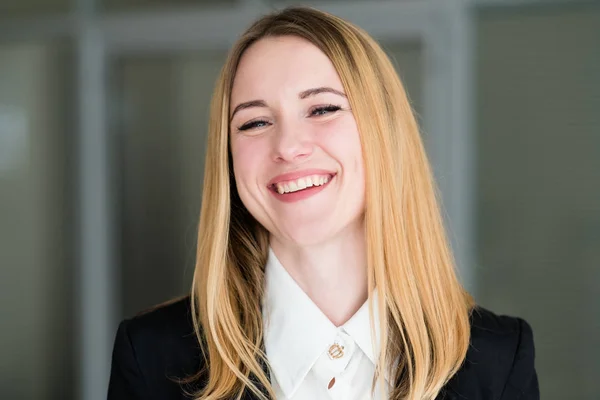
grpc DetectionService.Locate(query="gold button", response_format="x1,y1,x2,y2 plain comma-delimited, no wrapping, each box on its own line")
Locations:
327,343,344,359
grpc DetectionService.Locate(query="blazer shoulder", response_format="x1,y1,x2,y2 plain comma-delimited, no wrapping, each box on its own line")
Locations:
470,306,527,337
468,306,536,365
127,295,194,337
108,295,203,400
123,295,201,371
445,306,539,400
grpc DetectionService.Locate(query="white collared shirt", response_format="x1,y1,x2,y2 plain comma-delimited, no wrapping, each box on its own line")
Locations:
262,248,390,400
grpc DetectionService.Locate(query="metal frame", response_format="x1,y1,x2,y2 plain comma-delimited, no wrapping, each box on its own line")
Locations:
77,20,114,400
0,0,590,398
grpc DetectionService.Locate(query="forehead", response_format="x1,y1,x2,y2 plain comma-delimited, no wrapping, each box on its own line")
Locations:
231,36,343,101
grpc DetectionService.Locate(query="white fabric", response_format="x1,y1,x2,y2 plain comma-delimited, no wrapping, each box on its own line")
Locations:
262,248,390,399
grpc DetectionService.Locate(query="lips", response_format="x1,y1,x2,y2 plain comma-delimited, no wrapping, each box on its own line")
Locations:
268,171,336,203
267,169,336,194
272,174,333,194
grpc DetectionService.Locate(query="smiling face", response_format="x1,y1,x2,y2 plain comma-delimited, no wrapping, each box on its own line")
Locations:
229,35,365,246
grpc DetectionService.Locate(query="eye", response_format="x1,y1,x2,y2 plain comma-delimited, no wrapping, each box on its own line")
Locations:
238,119,271,131
310,104,342,116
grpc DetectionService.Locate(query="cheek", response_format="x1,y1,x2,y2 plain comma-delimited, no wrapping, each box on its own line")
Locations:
330,119,366,197
230,140,249,196
342,121,364,173
231,138,255,174
318,117,364,169
230,137,268,195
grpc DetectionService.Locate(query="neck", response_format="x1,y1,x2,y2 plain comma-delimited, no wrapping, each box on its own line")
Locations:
269,218,367,327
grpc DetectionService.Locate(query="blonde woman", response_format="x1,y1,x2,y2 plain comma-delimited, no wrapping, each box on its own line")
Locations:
108,7,538,400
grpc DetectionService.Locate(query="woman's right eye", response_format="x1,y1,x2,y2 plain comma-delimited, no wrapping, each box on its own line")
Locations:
239,119,270,131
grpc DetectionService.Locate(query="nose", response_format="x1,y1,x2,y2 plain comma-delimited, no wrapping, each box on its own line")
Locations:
271,119,314,163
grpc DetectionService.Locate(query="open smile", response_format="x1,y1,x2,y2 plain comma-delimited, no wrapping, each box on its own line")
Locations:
267,171,337,203
270,173,335,194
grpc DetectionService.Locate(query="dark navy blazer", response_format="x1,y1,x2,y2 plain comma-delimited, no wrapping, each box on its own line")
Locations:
107,297,539,400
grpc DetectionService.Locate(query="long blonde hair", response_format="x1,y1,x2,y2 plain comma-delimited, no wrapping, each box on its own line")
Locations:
190,6,473,400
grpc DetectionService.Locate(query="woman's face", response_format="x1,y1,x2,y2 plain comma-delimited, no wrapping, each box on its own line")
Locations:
229,35,365,246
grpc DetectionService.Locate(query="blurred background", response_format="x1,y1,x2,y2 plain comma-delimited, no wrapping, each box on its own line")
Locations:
0,0,598,399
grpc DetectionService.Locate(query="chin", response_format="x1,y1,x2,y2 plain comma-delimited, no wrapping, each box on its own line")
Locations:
276,219,341,247
286,232,329,247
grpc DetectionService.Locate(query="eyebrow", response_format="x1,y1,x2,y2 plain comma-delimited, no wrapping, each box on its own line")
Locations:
230,86,347,121
298,86,347,99
230,100,267,121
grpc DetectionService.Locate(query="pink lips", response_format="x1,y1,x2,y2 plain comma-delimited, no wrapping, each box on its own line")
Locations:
268,169,336,203
267,169,336,188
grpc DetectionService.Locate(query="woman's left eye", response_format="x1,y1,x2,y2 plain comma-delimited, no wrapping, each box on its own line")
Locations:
310,105,342,116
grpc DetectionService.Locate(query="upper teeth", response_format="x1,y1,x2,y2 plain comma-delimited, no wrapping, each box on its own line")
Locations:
275,175,331,194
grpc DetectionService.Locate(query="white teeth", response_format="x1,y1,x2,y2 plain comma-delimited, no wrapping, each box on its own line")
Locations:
274,174,333,194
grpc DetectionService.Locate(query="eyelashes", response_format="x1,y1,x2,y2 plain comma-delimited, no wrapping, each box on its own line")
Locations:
237,104,343,132
238,119,270,131
310,104,342,116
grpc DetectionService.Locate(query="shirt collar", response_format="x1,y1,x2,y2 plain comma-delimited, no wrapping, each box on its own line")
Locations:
262,248,386,398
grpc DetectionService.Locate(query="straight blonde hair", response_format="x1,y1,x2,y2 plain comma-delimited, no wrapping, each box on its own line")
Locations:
189,6,474,400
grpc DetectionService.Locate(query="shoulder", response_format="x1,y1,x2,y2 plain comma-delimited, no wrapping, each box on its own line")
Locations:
441,306,539,400
108,296,203,400
122,295,196,347
469,306,534,360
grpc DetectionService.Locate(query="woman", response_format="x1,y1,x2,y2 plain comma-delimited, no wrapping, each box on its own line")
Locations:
108,7,538,400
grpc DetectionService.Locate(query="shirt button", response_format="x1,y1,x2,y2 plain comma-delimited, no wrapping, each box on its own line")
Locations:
328,377,336,389
327,343,345,359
